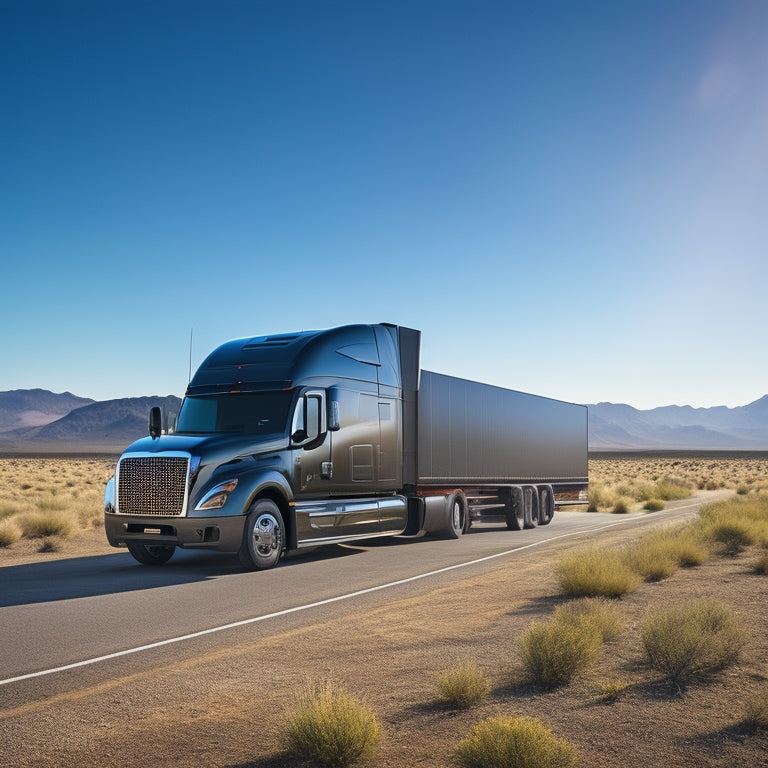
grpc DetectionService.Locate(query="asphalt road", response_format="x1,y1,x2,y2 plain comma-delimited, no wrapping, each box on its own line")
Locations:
0,494,723,706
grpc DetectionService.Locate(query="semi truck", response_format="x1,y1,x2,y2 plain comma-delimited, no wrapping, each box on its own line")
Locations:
104,324,588,569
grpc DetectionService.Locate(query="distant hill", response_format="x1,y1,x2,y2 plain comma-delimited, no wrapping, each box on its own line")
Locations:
0,390,182,453
588,396,768,450
0,389,95,432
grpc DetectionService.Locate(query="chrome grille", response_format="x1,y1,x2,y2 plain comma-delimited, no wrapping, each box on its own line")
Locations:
117,455,189,516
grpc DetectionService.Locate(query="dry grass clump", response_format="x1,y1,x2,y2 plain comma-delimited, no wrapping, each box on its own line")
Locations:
519,599,622,688
0,517,23,547
740,685,768,731
551,597,624,642
0,457,114,550
558,547,641,598
652,478,693,500
586,482,613,512
663,525,710,567
611,496,633,514
751,552,768,574
622,527,709,582
520,620,602,688
17,510,76,538
281,679,381,768
454,716,578,768
437,662,491,709
697,496,768,555
641,598,746,683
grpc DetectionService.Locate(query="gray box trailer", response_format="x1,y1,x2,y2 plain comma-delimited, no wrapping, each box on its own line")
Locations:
417,371,587,485
104,323,588,569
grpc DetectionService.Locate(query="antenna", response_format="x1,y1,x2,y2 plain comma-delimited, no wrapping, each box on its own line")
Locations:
188,328,193,384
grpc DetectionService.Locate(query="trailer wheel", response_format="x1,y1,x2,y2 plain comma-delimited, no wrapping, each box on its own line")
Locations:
443,491,467,539
239,499,284,571
538,485,555,526
523,486,539,529
126,541,176,565
505,487,524,531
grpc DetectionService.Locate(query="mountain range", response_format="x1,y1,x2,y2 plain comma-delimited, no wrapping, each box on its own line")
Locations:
0,390,182,453
0,389,766,453
589,397,768,450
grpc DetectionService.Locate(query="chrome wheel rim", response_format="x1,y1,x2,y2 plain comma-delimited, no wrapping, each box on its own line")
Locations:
252,513,280,556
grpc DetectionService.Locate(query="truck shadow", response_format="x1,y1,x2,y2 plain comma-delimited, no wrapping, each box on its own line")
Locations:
0,544,365,608
0,529,486,608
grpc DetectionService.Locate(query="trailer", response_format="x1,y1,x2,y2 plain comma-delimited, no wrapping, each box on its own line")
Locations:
104,324,588,568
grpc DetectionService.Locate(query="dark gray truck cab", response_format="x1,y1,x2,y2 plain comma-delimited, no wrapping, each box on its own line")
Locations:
104,323,588,569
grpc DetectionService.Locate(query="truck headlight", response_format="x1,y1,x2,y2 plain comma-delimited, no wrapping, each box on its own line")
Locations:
104,476,116,513
195,479,239,511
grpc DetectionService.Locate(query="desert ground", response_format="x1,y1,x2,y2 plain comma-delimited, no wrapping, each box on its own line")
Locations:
1,453,767,767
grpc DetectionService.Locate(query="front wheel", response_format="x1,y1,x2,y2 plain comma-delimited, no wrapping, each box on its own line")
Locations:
126,541,176,565
239,499,285,571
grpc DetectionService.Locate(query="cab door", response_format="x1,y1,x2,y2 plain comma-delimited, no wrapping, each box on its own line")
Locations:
292,390,380,541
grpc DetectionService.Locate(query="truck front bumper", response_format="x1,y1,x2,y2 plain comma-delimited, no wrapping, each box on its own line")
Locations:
105,512,246,553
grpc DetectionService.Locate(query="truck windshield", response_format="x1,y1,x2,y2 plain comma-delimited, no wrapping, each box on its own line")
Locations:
176,392,294,435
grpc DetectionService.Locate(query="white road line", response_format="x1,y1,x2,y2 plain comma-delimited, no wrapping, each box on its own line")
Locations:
0,507,700,687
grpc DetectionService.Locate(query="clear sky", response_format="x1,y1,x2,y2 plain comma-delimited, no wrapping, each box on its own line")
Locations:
2,0,766,410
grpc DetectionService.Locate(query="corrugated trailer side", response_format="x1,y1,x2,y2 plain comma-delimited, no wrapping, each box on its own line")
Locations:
416,370,587,488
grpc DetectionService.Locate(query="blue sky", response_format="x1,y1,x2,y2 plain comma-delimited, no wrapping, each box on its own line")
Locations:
2,0,766,410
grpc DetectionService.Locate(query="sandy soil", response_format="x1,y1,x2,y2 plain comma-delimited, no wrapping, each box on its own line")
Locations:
1,508,767,768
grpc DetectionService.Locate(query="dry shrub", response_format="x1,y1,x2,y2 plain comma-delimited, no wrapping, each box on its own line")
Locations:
552,597,624,642
741,685,768,731
35,495,69,512
623,537,678,582
281,679,381,768
558,547,641,598
641,598,745,683
455,716,578,768
653,477,692,500
0,501,26,519
587,482,614,512
665,526,710,567
0,517,23,547
698,497,768,555
519,619,602,688
709,519,756,556
17,510,76,539
611,497,633,514
437,662,491,709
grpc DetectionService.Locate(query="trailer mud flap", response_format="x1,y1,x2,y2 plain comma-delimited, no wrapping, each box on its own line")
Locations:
403,496,425,535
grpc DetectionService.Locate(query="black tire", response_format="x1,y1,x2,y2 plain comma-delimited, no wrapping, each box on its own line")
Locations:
523,486,539,529
504,487,525,531
239,499,285,571
538,485,555,526
126,541,176,565
443,491,467,539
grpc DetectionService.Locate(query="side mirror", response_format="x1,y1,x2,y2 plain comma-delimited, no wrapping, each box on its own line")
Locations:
149,406,162,439
291,429,308,443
